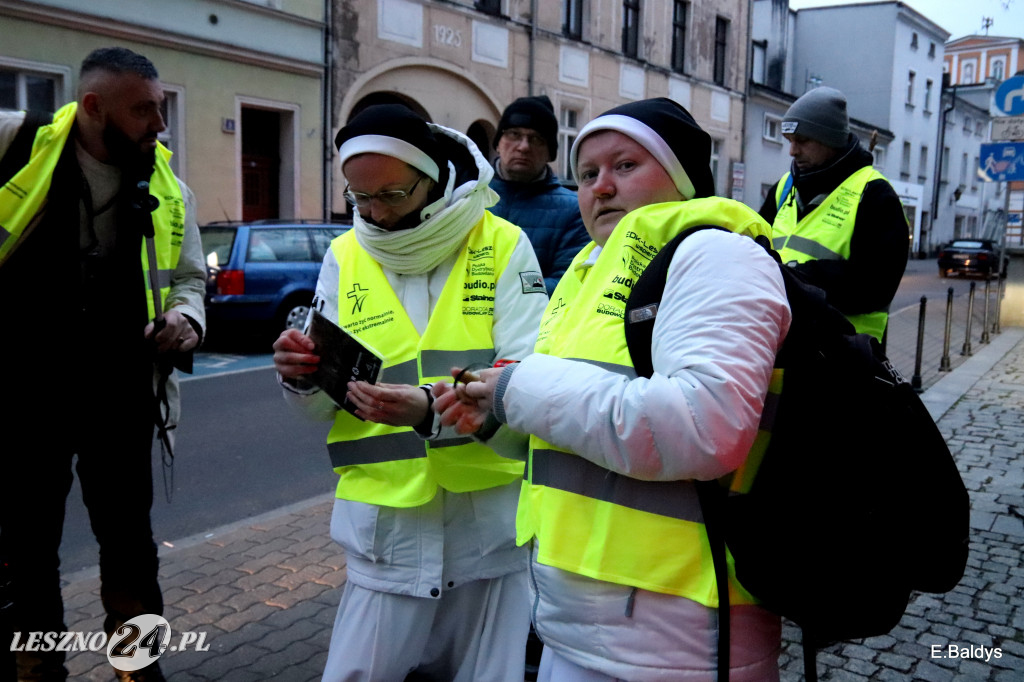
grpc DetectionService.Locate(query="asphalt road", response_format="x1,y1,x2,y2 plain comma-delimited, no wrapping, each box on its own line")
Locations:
893,256,1001,313
60,365,335,575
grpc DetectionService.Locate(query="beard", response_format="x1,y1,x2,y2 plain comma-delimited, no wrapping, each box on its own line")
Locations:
103,121,157,177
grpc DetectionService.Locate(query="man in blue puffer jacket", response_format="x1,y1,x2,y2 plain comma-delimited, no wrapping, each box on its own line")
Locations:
489,95,589,294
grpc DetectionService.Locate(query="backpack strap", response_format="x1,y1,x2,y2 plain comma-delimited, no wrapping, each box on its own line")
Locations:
776,173,794,213
624,223,731,682
0,110,50,188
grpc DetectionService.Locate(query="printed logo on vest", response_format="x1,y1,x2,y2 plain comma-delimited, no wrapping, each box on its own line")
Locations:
347,283,370,314
520,271,545,294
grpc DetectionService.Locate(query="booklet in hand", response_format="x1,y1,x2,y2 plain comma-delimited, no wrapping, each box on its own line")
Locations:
307,309,385,417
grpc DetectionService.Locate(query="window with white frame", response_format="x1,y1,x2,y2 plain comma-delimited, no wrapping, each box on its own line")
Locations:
671,0,689,74
559,104,582,183
158,88,183,176
872,145,886,169
563,0,584,40
901,141,912,180
924,79,933,112
964,115,972,133
991,58,1005,81
906,71,915,105
962,62,975,84
763,114,781,142
0,63,64,111
972,156,979,189
918,146,928,183
960,153,968,187
929,42,936,58
910,32,918,49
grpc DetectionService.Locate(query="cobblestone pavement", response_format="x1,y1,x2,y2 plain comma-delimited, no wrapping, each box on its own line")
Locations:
57,312,1024,681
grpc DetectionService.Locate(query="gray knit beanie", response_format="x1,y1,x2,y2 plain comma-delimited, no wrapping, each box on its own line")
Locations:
781,87,850,149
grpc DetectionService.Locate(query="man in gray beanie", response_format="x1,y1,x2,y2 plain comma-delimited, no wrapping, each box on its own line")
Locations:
759,86,908,344
489,95,589,293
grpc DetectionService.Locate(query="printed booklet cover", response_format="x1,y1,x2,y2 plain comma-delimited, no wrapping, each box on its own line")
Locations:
307,309,385,417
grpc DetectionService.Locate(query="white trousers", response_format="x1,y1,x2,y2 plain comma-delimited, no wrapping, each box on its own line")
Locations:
321,570,530,682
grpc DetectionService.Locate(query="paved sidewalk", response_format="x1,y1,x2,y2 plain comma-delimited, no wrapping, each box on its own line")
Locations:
59,322,1024,681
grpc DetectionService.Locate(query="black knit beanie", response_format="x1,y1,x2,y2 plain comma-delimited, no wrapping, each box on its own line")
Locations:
493,95,558,161
569,97,715,199
335,104,446,181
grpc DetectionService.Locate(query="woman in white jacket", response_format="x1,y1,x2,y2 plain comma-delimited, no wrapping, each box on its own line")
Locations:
273,104,547,681
434,98,792,681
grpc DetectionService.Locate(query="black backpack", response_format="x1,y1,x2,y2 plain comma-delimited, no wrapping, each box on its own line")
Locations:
624,226,969,682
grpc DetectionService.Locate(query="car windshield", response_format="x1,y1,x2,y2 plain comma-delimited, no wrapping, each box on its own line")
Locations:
202,228,236,268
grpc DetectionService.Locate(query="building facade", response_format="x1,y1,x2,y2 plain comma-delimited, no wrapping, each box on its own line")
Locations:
945,34,1024,247
778,1,948,255
327,0,752,216
744,0,894,213
0,0,328,225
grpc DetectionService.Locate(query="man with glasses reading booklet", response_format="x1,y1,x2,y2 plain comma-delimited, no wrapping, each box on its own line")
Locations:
272,103,547,681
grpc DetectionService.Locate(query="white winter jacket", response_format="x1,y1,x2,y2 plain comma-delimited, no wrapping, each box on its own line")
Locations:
501,228,792,680
281,125,548,598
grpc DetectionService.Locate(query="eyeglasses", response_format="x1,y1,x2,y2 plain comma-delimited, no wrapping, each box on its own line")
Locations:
344,176,424,208
502,129,547,149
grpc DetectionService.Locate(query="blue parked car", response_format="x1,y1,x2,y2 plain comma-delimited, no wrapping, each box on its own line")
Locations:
201,220,350,336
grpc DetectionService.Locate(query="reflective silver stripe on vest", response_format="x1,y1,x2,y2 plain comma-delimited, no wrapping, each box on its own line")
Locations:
420,348,494,378
156,268,174,290
773,235,842,261
531,449,704,522
328,430,424,468
385,359,419,386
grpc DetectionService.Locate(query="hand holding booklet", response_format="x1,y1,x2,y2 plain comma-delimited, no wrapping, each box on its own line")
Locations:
307,309,385,417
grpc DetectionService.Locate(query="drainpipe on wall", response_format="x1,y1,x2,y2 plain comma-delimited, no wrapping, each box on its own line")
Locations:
930,82,956,256
322,0,333,219
527,0,537,96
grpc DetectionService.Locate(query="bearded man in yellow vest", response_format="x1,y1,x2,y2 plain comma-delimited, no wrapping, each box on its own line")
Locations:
0,48,205,682
272,104,547,681
432,98,792,681
758,86,909,343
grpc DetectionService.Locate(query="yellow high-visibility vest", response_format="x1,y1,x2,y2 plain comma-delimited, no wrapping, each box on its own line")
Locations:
0,102,185,319
518,198,769,606
772,166,897,341
326,213,526,507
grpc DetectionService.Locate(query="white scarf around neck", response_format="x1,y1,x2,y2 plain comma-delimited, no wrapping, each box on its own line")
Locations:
353,129,499,274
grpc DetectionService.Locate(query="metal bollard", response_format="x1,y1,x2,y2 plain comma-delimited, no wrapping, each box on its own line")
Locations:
993,276,1003,335
940,287,953,371
961,281,975,357
981,278,991,344
911,296,926,392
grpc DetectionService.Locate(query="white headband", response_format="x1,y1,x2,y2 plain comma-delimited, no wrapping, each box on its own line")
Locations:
569,114,695,200
338,134,440,182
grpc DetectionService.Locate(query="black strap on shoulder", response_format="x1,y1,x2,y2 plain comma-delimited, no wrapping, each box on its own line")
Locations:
0,110,50,188
624,223,732,682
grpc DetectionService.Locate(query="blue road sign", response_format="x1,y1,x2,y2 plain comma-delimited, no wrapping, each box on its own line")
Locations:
979,142,1024,182
995,76,1024,115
